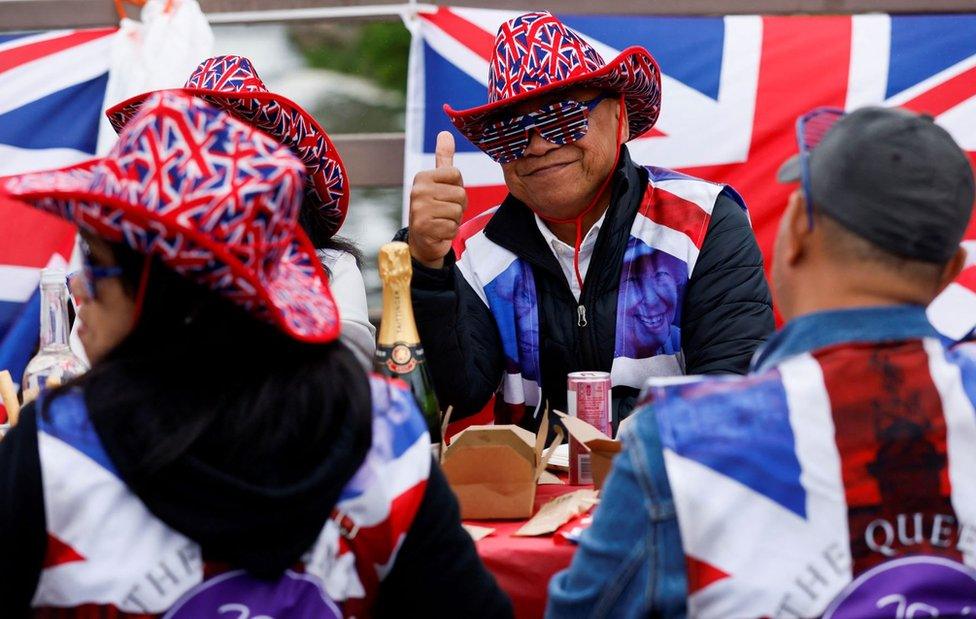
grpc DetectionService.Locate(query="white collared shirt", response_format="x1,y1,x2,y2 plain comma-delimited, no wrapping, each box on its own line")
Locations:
534,210,608,302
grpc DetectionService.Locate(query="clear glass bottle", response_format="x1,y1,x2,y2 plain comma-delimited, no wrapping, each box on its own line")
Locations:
22,268,88,393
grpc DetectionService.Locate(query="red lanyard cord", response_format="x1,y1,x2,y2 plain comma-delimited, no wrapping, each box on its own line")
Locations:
536,95,627,294
132,253,152,325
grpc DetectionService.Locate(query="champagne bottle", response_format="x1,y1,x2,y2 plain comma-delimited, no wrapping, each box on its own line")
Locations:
22,267,88,393
374,242,442,455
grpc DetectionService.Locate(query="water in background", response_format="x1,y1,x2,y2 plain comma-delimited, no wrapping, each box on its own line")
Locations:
213,24,406,317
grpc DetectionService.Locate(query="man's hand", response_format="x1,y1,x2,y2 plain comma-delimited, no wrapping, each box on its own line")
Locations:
408,131,467,269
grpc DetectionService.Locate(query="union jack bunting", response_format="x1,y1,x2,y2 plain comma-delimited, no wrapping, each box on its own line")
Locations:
2,92,340,344
107,55,350,239
405,9,976,331
0,27,114,397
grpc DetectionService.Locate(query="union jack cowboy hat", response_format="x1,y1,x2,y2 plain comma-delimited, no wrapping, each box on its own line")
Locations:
106,55,349,239
445,11,662,151
1,92,340,343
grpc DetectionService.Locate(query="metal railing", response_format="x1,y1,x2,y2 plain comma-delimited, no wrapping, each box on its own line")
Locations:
3,0,973,30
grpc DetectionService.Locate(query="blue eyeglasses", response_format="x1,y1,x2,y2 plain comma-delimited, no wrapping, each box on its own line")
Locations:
67,266,124,301
795,107,845,229
67,241,123,301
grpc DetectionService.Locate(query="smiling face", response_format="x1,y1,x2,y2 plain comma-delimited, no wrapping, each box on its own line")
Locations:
618,247,682,358
626,254,678,333
512,267,540,379
499,87,624,220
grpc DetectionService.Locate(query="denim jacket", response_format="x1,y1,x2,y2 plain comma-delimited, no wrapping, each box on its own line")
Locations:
546,305,939,618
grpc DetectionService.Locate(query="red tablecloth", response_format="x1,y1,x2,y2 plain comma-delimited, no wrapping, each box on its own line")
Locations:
467,483,589,618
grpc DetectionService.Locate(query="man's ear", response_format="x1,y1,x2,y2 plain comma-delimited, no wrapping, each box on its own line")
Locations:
616,95,630,140
936,246,968,294
781,189,812,267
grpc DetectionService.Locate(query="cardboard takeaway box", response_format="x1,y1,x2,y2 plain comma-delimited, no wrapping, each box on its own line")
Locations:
441,411,562,520
555,411,622,490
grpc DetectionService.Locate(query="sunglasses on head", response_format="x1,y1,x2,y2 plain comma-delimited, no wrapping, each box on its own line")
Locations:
795,107,845,230
476,93,609,164
67,239,123,302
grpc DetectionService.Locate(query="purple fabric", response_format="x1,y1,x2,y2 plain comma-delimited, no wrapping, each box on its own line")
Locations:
824,556,976,618
165,570,342,619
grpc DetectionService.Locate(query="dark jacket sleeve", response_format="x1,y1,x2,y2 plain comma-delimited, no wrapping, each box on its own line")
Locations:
375,461,514,618
396,229,505,419
0,404,47,616
681,193,775,375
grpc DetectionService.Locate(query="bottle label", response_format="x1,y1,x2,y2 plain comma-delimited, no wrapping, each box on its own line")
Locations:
379,342,424,375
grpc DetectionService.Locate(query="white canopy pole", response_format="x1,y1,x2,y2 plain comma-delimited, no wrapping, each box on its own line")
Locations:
206,3,437,24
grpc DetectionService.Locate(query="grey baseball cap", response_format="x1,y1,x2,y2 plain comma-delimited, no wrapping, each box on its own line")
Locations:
777,106,975,263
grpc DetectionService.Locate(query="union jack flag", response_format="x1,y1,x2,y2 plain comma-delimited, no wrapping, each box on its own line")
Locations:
0,27,114,405
646,338,976,617
405,8,976,330
31,375,430,614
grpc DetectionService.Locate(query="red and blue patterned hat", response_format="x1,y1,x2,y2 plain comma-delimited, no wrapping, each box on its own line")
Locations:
1,92,340,343
445,11,662,149
106,55,349,239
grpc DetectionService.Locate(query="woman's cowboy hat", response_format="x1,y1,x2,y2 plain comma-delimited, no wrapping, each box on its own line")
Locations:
2,92,341,343
107,55,349,239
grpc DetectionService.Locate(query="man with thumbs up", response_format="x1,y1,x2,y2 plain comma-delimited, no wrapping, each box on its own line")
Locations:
408,132,468,270
399,12,774,431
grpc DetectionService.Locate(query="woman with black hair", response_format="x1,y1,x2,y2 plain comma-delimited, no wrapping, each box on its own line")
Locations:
106,54,377,369
0,92,511,617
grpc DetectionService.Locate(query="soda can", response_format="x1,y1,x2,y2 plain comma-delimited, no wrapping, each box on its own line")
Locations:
567,371,611,485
